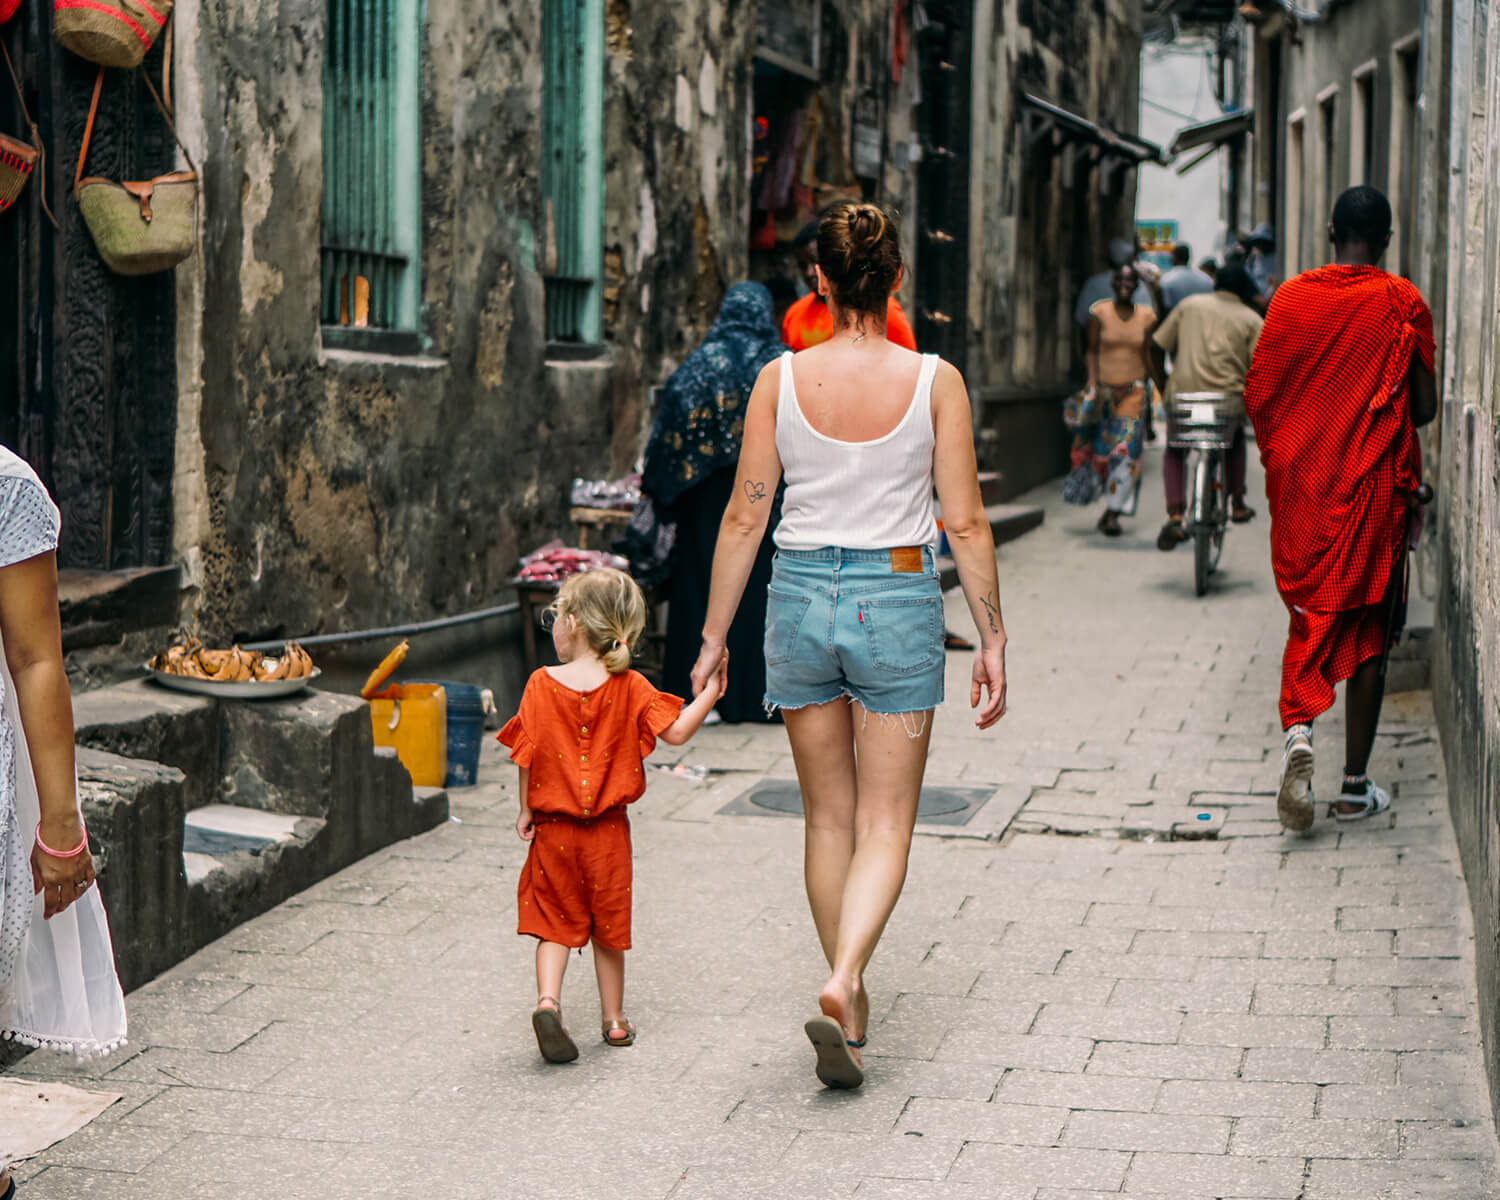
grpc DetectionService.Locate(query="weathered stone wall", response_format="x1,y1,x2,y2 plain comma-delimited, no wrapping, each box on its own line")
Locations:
1431,0,1500,1120
174,0,919,642
969,0,1143,490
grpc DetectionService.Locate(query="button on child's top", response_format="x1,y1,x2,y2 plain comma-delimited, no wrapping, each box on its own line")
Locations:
497,668,684,819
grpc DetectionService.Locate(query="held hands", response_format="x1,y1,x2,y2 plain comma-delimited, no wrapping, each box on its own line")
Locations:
690,639,728,699
30,817,96,921
969,641,1008,730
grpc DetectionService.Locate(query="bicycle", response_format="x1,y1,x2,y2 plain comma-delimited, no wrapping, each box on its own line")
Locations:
1166,392,1242,596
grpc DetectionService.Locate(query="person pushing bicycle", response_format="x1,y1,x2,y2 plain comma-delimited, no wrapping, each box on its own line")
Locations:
1148,263,1264,551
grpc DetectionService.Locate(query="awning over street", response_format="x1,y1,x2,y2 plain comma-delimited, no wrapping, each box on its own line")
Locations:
1168,108,1254,157
1017,92,1166,164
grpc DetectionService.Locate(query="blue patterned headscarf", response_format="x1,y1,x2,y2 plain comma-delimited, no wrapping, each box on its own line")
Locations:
643,282,786,508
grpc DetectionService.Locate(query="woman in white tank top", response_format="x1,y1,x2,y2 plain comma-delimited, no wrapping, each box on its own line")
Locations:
690,204,1010,1090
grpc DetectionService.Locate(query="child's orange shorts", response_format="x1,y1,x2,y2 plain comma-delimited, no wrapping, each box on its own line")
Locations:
518,809,632,950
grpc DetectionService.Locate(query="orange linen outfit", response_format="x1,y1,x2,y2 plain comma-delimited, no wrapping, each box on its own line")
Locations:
781,292,917,350
498,669,683,950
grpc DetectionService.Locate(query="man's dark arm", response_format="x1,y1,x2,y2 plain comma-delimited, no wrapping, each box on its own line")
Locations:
1148,343,1169,393
1409,358,1438,428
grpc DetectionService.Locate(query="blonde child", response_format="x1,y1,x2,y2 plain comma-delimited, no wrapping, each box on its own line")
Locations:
498,568,725,1062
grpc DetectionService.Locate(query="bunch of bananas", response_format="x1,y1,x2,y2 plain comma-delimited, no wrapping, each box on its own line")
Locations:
150,638,315,682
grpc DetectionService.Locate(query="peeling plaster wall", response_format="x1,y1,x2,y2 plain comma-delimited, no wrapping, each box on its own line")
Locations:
969,0,1143,491
181,3,606,639
1432,0,1500,1120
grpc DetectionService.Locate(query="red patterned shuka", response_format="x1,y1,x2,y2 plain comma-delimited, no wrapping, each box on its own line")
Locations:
1243,265,1436,728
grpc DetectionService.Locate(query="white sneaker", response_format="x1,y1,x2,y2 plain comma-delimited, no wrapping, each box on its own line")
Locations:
1277,726,1316,833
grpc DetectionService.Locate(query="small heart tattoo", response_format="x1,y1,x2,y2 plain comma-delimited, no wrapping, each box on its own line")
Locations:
744,480,767,504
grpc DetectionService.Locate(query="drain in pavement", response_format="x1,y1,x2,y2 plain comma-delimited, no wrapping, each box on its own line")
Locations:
718,780,992,826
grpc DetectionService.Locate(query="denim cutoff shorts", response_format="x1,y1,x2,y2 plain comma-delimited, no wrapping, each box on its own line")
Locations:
763,546,945,716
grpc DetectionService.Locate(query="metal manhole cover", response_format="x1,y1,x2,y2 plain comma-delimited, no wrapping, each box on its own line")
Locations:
721,780,991,826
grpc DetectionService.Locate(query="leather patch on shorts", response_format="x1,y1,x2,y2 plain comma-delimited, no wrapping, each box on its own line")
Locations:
889,546,923,573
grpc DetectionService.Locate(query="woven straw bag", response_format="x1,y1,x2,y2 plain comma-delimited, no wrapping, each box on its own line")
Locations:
55,0,169,68
0,130,35,214
74,67,195,274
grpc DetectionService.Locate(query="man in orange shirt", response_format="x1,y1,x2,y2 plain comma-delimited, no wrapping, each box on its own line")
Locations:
781,221,917,350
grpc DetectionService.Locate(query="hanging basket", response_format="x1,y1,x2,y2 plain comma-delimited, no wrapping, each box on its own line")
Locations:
0,130,36,214
54,0,170,68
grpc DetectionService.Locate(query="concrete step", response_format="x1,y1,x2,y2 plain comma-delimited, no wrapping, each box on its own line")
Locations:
936,502,1046,590
182,804,327,886
71,678,450,993
976,471,1006,507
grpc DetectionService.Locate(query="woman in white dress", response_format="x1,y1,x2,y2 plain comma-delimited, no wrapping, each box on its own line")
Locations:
0,448,127,1199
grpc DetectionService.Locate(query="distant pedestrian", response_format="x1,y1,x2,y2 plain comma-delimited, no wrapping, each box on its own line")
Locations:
1074,264,1157,537
1244,222,1280,306
781,220,917,350
1074,237,1152,354
1150,263,1263,550
0,447,128,1200
1243,186,1438,831
691,202,1008,1090
643,282,785,723
499,568,725,1063
1156,244,1215,316
1199,257,1218,283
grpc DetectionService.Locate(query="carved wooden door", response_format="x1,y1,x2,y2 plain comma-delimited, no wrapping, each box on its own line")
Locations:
913,0,972,376
0,10,177,570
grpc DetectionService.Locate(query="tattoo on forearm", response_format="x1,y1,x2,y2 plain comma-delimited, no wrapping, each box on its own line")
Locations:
981,591,1001,634
744,480,767,504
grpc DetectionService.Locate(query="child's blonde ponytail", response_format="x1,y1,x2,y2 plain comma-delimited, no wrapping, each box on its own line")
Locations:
552,568,647,675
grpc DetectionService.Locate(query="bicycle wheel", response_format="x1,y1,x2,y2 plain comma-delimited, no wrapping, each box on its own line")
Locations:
1192,453,1213,596
1207,454,1226,576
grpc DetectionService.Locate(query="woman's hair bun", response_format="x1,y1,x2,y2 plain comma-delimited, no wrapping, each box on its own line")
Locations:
816,201,903,322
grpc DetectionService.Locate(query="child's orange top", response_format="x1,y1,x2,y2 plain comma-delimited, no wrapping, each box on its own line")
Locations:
498,668,684,819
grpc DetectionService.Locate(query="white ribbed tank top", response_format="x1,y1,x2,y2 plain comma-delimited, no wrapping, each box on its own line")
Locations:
773,350,940,551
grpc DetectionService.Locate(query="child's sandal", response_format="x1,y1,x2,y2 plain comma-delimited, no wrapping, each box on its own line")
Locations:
602,1018,636,1047
532,996,579,1064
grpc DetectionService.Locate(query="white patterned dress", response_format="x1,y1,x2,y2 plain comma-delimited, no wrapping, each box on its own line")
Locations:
0,448,126,1057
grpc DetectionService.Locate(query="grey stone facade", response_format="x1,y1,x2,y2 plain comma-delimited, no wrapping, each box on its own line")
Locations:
161,0,1142,643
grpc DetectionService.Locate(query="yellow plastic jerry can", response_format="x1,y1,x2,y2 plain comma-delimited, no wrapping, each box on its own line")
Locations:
361,639,447,787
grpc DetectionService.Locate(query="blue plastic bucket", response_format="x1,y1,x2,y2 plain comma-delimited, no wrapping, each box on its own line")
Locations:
419,681,485,788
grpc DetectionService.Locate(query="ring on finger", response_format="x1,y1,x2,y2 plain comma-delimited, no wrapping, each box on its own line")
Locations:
74,878,89,890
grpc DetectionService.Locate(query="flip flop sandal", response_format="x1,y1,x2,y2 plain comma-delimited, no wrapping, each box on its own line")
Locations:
804,1015,864,1089
1231,505,1258,523
602,1018,636,1047
532,997,579,1063
1331,786,1391,822
2,1172,14,1200
943,631,975,651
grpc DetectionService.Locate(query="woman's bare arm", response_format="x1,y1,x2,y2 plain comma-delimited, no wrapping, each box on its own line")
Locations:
1085,314,1101,392
0,551,94,917
931,361,1007,728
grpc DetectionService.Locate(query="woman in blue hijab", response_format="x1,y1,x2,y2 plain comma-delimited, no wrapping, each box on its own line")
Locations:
644,282,787,722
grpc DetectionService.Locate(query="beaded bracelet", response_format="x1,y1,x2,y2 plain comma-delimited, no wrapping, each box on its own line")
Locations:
34,822,88,858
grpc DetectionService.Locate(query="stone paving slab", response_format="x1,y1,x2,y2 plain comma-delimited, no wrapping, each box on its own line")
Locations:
5,448,1497,1198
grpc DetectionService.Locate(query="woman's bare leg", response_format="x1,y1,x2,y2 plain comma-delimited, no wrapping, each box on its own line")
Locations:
817,704,933,1059
593,941,627,1038
783,700,858,971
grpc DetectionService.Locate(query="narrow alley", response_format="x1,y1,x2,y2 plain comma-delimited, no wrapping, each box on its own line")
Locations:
8,449,1493,1200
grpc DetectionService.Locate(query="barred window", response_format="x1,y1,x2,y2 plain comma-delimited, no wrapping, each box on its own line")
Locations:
321,0,423,353
541,0,604,344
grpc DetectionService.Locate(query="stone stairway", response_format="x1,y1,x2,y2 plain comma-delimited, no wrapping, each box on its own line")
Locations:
934,470,1045,589
71,680,448,992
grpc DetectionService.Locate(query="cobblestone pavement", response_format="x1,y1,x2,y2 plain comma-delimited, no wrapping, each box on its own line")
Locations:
9,447,1497,1198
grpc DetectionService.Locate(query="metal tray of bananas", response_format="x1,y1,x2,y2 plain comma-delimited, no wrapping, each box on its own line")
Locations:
147,639,320,698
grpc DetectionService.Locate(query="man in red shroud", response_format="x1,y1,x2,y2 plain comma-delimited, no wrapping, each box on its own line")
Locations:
1244,186,1438,833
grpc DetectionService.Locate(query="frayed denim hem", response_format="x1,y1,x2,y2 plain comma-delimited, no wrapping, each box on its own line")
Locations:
764,690,936,739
